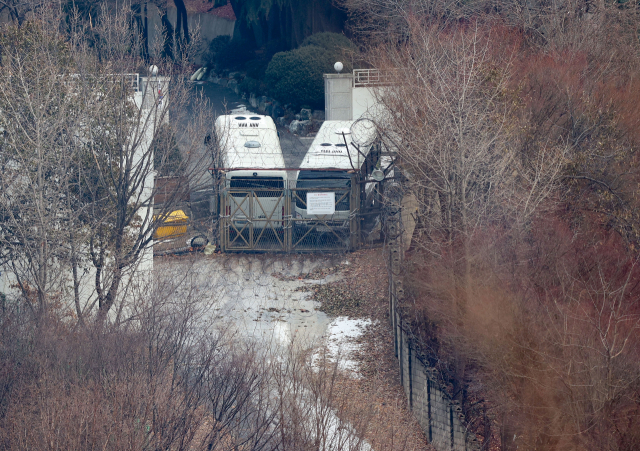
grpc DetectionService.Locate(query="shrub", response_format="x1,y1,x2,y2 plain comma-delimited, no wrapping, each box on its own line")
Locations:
218,39,254,70
238,76,265,96
264,33,354,109
243,58,268,80
301,32,355,52
201,35,230,69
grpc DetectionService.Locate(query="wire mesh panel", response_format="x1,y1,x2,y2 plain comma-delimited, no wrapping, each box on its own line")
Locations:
218,176,362,252
290,187,354,251
220,177,287,252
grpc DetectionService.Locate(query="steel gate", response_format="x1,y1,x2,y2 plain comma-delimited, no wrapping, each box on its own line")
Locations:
220,183,288,252
289,185,357,252
218,178,360,252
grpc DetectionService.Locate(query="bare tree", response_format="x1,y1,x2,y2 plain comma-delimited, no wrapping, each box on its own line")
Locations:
0,5,214,324
0,19,89,316
367,21,520,314
339,0,640,48
340,0,640,446
0,256,393,451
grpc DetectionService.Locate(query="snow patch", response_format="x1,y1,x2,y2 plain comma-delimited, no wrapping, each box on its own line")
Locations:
319,317,372,377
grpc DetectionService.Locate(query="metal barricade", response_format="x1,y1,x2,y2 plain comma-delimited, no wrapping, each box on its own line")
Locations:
218,178,361,252
289,184,356,252
219,179,288,252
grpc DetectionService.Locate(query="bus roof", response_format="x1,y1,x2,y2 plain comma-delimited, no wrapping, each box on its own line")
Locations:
299,121,377,171
215,115,285,170
215,114,277,131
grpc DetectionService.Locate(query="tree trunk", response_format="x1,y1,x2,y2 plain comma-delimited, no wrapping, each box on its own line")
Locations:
143,2,149,61
174,0,189,59
159,6,174,60
69,231,84,327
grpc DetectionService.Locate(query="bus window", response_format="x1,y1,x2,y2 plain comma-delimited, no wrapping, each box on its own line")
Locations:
230,177,284,197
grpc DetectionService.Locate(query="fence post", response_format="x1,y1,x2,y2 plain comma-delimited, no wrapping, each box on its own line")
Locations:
284,181,292,252
408,337,413,409
219,188,226,252
427,378,433,443
350,175,360,250
450,404,455,451
398,321,403,387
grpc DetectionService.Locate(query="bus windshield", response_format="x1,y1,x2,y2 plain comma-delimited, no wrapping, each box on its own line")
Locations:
296,171,351,188
229,177,284,197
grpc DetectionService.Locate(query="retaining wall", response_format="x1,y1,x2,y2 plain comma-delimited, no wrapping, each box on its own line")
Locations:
386,205,481,451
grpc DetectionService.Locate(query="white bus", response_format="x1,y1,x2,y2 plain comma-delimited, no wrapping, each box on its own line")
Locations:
214,114,287,230
294,121,379,228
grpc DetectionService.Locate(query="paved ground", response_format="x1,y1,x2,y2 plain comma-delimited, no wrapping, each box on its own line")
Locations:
155,253,352,348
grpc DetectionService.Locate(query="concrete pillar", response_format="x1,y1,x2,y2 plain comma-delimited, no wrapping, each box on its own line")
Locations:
324,73,353,120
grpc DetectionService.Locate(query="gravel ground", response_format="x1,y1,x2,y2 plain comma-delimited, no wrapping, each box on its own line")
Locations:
155,249,433,450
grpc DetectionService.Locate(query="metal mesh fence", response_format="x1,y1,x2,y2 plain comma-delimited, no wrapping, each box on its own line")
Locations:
153,187,214,256
217,177,359,252
220,177,287,251
290,184,354,252
208,117,396,253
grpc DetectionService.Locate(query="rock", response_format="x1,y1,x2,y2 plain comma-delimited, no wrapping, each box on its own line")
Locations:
312,110,325,121
265,102,275,117
258,96,269,113
271,102,284,118
219,78,228,87
288,120,304,135
228,71,240,80
299,108,312,121
288,120,301,134
295,114,301,121
228,79,238,94
249,93,258,109
289,120,311,136
276,116,287,127
307,119,321,134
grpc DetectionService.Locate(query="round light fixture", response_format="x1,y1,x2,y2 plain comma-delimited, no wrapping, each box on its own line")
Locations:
334,61,344,73
149,65,159,76
371,169,385,182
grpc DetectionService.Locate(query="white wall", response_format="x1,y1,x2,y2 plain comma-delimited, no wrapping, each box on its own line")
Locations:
0,78,162,320
324,73,387,122
352,86,382,121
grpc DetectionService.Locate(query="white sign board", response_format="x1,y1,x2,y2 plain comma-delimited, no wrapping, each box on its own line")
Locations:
307,192,335,215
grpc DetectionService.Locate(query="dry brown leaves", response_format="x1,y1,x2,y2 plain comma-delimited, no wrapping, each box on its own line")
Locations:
312,248,435,451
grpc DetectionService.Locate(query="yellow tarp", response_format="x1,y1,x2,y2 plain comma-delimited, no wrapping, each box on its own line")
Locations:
154,210,188,240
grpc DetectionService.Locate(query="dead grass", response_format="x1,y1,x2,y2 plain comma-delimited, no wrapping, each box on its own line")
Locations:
314,248,434,451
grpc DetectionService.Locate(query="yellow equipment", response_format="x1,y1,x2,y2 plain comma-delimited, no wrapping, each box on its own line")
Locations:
154,210,188,240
